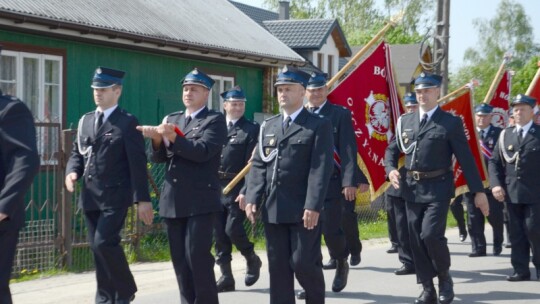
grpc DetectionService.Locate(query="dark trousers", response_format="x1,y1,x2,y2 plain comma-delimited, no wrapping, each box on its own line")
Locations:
507,203,540,275
450,195,468,235
214,201,254,265
85,209,136,304
165,213,218,304
322,196,347,260
264,222,325,304
342,200,362,256
386,197,399,247
406,200,451,283
464,192,504,253
0,229,19,304
387,195,414,267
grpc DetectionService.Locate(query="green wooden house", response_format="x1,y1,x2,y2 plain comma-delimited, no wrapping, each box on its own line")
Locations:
0,0,304,128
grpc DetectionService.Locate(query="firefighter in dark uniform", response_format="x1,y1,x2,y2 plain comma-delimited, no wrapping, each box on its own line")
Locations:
385,92,418,276
66,67,153,304
385,72,489,304
213,86,261,292
295,72,369,299
245,66,334,304
138,68,227,304
489,94,540,282
463,103,504,257
0,86,40,304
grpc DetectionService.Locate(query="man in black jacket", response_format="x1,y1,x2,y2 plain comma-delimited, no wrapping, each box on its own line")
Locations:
66,67,153,304
464,103,504,257
0,85,40,304
245,66,333,304
214,86,261,292
299,72,368,297
385,72,489,304
138,68,227,304
489,94,540,282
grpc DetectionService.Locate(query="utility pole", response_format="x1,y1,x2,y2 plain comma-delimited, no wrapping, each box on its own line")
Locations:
435,0,450,96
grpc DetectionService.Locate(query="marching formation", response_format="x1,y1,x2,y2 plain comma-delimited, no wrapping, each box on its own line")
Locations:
1,62,539,304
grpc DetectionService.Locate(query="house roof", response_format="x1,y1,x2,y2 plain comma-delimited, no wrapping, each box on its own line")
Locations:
230,1,278,27
263,19,351,57
0,0,304,66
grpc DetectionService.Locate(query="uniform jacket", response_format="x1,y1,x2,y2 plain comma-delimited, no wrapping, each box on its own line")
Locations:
246,108,333,224
219,116,259,203
489,124,540,204
0,94,39,231
479,125,502,169
66,107,150,210
385,107,484,203
152,107,227,218
317,102,367,199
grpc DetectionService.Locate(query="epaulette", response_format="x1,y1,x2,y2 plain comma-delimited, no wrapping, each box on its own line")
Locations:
265,113,280,121
168,111,184,117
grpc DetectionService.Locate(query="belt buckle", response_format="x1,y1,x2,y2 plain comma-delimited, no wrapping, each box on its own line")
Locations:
412,171,420,181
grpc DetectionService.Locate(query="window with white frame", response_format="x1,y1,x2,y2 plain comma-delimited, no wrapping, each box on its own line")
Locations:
0,50,62,123
208,75,234,112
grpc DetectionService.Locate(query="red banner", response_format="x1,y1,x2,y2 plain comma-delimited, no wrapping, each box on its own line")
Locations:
488,70,511,128
328,42,403,199
440,90,489,194
527,63,540,103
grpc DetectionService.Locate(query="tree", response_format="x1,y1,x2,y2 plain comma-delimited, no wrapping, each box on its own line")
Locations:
262,0,432,45
450,0,539,102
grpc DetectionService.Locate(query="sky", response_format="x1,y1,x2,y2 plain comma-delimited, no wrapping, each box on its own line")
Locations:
234,0,540,73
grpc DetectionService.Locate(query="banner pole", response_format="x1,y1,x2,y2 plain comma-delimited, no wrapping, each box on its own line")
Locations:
327,13,403,88
482,54,511,104
525,61,540,95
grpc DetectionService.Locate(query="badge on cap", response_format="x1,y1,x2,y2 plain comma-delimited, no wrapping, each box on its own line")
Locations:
96,68,102,74
193,69,199,75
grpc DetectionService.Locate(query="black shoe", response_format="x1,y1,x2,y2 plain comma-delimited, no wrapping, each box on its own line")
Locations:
414,281,437,304
493,246,502,256
296,290,306,300
468,251,487,257
506,272,531,282
332,258,349,292
386,245,398,254
350,254,361,266
322,258,337,270
438,272,454,304
216,263,235,292
394,264,415,275
245,252,262,286
459,231,467,242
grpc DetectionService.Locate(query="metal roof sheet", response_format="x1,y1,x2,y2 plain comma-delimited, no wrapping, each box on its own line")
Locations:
0,0,304,63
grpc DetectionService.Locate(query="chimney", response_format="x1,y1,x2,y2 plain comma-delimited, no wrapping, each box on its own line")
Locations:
278,0,290,20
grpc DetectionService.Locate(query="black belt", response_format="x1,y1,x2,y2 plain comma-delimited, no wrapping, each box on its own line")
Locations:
218,171,237,179
407,168,451,181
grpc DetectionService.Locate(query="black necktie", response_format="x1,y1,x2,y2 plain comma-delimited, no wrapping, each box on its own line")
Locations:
283,116,291,133
185,115,192,128
94,111,103,135
480,130,485,139
228,121,234,131
419,113,428,129
517,128,523,145
309,106,319,113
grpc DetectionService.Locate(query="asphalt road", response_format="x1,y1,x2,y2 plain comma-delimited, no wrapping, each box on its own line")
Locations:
11,227,540,303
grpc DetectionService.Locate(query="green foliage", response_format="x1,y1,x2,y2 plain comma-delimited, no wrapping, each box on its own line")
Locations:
450,0,539,102
263,0,433,46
